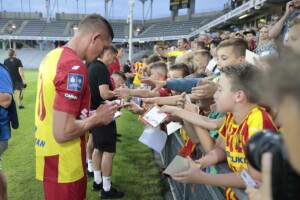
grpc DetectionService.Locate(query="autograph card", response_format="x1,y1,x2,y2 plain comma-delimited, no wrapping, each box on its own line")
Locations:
237,166,256,189
140,105,168,128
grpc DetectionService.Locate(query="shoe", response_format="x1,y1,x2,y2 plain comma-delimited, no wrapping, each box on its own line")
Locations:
87,170,94,178
116,138,122,143
100,187,124,199
19,105,25,109
92,181,103,191
116,133,122,137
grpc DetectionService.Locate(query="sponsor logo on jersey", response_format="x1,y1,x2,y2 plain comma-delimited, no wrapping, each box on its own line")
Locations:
64,93,78,100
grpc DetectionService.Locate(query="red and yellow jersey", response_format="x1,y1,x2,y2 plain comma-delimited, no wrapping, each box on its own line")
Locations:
35,46,90,183
167,50,186,57
219,106,277,200
133,62,146,84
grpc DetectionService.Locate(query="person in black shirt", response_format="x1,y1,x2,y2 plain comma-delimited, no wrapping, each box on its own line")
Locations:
88,45,124,199
4,49,26,109
122,60,133,88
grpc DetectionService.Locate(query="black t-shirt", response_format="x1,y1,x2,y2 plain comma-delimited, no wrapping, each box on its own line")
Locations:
88,60,114,110
123,64,131,73
4,57,23,82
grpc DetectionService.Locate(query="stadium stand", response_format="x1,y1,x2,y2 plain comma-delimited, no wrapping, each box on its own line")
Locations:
0,48,50,69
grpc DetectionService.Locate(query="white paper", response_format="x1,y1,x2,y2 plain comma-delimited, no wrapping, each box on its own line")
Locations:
113,111,122,119
114,99,124,106
185,94,191,103
141,106,168,128
246,49,260,65
138,126,167,153
166,122,182,135
239,168,256,189
163,155,201,175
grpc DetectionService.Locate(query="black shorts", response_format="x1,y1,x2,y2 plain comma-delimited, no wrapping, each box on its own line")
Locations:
13,82,24,91
91,121,117,153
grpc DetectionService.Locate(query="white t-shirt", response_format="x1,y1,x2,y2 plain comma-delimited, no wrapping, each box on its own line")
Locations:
206,59,219,73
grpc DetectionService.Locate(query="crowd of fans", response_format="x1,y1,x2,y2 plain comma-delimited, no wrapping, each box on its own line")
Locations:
108,1,300,199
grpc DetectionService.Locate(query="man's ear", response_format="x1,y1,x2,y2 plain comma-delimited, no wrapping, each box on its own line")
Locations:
91,32,101,44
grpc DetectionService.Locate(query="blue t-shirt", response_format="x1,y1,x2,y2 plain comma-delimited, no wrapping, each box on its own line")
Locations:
0,66,13,140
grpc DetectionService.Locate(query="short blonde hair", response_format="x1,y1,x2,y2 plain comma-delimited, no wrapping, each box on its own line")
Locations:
175,51,196,73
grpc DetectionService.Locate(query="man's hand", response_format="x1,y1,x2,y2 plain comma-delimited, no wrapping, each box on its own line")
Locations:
121,101,145,115
246,153,272,200
172,157,204,184
141,98,156,110
176,92,186,108
141,78,167,92
114,87,131,98
94,101,118,125
285,1,296,17
191,79,217,99
159,105,180,116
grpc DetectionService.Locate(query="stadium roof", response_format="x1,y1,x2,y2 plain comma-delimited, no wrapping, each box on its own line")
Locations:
1,0,226,20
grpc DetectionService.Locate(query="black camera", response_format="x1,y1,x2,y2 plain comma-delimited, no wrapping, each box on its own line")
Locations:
246,130,300,200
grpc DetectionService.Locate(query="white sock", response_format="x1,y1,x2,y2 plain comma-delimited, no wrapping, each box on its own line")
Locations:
94,171,102,184
103,176,111,191
87,159,93,172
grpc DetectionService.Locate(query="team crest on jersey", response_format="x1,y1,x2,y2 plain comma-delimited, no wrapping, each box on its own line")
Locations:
67,73,84,92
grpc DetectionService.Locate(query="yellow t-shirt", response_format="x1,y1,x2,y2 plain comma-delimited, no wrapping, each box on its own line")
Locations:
35,47,90,183
218,107,277,200
167,50,186,57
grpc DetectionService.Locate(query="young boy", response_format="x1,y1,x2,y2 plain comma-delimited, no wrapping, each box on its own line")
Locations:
193,50,211,76
160,63,277,200
114,61,172,98
111,70,127,89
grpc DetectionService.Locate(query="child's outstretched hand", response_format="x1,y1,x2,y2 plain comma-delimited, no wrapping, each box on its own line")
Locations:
171,157,204,184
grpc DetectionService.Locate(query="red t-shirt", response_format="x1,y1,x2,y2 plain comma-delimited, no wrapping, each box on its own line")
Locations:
108,58,121,76
157,88,172,97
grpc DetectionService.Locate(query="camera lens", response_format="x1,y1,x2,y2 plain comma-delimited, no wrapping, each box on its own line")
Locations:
245,130,282,171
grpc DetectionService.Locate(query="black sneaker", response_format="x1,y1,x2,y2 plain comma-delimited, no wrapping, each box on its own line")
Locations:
116,138,122,143
87,170,94,178
100,187,124,199
92,181,103,191
19,105,25,109
116,133,122,137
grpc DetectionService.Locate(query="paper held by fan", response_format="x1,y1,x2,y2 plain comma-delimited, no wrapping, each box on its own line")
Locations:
163,155,201,176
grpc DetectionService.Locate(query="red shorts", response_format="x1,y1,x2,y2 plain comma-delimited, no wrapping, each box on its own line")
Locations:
43,176,87,200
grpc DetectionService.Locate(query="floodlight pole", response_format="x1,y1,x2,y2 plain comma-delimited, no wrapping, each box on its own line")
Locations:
105,0,111,19
138,0,148,24
45,0,50,23
128,1,135,62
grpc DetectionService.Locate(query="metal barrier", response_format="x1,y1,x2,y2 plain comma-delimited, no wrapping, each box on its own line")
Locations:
160,131,247,200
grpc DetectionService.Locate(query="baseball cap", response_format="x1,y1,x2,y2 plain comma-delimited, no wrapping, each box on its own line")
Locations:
258,19,266,24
